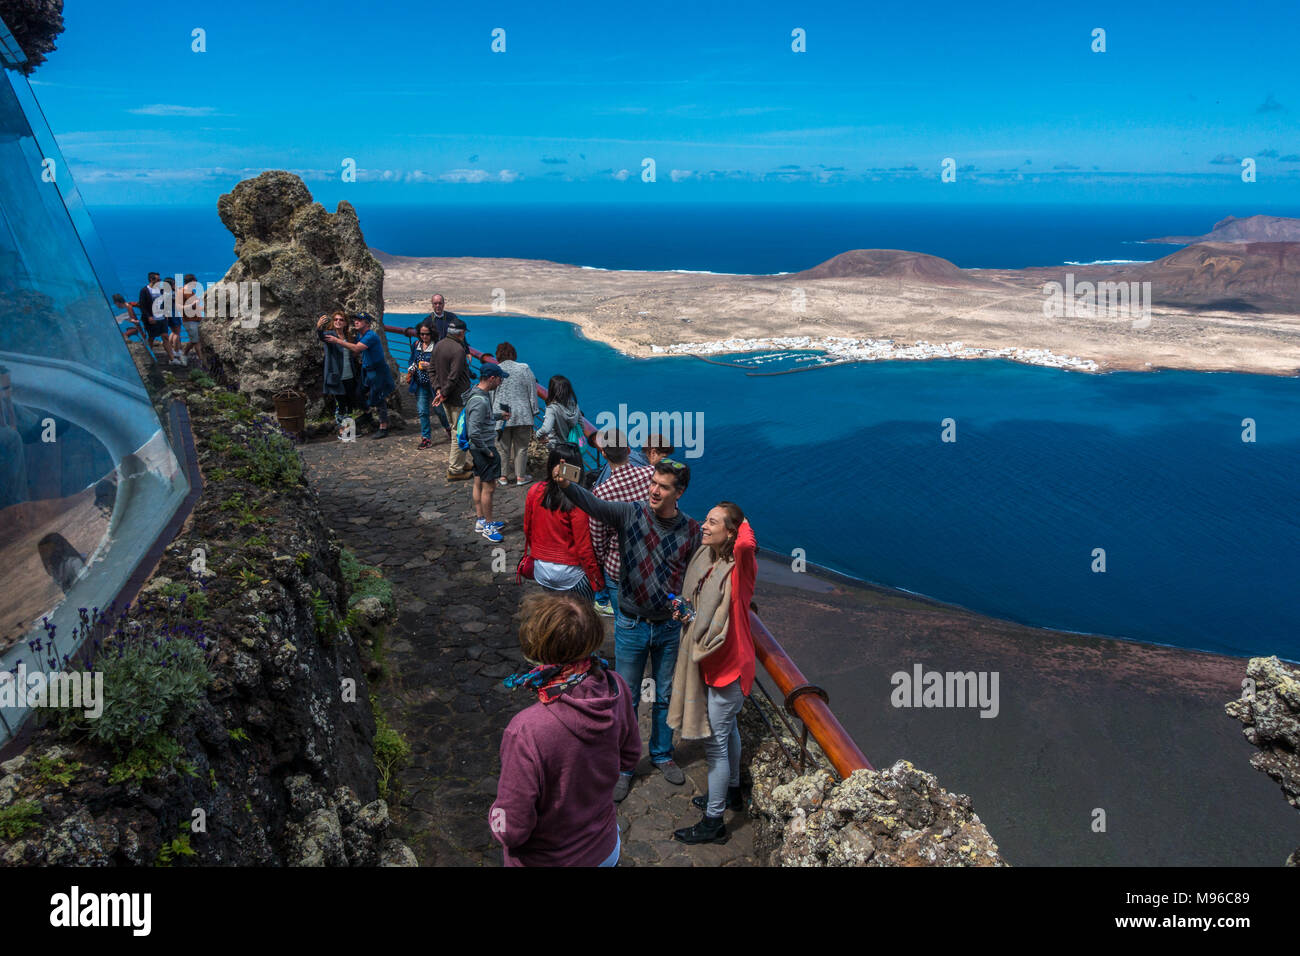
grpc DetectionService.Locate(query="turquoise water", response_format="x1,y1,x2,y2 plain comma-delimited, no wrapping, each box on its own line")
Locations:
391,313,1300,661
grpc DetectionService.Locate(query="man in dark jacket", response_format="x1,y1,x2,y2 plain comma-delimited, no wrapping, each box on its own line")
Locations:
426,293,461,342
432,316,474,478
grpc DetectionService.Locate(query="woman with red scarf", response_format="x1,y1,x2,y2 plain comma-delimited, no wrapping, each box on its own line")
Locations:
490,593,640,866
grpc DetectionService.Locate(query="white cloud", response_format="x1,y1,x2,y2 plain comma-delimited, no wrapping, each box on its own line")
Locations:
128,104,219,117
669,169,695,182
439,168,519,183
612,168,631,181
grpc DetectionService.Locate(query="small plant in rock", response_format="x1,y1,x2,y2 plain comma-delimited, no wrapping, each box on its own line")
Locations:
32,755,80,788
228,728,249,743
312,590,339,642
0,800,42,840
156,823,197,866
371,695,410,800
188,369,216,389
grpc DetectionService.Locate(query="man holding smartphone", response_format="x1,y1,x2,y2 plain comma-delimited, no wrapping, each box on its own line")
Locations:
463,362,512,542
551,458,701,799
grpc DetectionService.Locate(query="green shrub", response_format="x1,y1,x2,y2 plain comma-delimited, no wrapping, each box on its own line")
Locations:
54,627,210,755
0,801,42,840
108,736,186,785
370,695,409,799
232,417,302,488
340,549,394,614
32,755,79,787
156,823,197,866
188,369,216,389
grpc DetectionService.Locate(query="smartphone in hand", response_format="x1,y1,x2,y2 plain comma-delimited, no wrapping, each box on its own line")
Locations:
556,462,582,483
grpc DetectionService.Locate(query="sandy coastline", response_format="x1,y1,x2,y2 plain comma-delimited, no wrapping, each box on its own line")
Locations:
375,250,1300,377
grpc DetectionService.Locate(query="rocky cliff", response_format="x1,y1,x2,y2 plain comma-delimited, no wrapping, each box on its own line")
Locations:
202,171,404,416
0,368,415,866
1225,656,1300,866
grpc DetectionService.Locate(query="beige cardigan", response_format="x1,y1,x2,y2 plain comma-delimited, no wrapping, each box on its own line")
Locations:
667,544,734,739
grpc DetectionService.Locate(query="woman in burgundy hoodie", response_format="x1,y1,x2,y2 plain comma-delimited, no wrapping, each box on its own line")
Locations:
491,593,641,866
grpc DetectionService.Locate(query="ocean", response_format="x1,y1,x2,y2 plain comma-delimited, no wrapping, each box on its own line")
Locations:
91,200,1300,294
89,202,1300,661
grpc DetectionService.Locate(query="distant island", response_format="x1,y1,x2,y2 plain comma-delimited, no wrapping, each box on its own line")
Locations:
1146,214,1300,245
376,214,1300,377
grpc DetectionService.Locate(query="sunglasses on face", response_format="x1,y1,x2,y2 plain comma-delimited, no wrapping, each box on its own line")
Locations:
419,331,433,336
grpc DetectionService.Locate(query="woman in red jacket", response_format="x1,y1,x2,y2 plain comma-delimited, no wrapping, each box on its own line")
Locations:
672,501,756,845
524,443,606,600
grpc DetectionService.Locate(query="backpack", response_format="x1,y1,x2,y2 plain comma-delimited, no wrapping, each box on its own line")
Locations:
456,405,471,450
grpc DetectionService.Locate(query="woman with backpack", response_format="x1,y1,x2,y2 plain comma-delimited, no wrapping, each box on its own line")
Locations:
667,501,757,847
522,443,605,601
536,375,584,449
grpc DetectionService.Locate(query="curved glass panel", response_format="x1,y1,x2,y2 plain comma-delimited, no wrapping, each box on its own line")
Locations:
0,18,190,745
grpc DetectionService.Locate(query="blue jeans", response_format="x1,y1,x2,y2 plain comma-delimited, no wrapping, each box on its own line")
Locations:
415,385,434,440
613,610,681,765
606,578,620,615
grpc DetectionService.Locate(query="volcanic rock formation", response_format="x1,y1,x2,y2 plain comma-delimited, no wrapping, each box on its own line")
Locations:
1225,656,1300,866
202,171,403,415
748,740,1006,866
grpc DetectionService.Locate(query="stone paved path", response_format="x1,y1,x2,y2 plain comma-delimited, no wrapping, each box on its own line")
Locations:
300,430,754,866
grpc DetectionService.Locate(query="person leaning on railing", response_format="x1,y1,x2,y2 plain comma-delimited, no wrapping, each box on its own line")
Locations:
490,592,641,867
668,502,757,845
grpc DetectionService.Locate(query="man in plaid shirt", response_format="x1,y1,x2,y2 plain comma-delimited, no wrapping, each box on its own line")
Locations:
554,455,701,797
590,429,654,617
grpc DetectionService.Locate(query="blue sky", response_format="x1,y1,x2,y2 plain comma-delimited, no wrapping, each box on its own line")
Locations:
19,0,1300,205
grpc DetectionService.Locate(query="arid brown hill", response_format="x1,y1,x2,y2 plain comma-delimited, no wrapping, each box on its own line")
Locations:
1130,241,1300,314
791,249,985,286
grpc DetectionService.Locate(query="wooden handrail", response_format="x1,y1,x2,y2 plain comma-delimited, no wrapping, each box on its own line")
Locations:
749,613,873,778
385,321,872,779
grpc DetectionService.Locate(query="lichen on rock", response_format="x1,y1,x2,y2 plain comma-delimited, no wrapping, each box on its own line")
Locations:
749,739,1006,867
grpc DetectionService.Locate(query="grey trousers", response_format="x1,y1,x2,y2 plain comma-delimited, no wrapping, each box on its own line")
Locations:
497,424,532,480
705,679,744,817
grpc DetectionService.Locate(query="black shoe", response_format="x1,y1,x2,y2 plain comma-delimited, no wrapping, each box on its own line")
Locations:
673,814,728,845
692,785,744,813
371,428,389,439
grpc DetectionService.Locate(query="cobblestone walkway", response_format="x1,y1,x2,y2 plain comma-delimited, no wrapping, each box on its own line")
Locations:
300,431,754,866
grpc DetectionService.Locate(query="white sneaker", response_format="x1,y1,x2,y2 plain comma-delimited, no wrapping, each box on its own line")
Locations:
515,475,533,486
169,357,183,366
